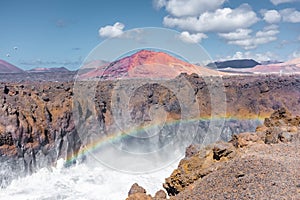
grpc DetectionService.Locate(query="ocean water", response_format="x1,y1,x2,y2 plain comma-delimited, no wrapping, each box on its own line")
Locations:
0,118,261,199
0,159,176,200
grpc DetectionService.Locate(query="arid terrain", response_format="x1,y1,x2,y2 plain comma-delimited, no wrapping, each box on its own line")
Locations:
3,0,300,199
126,108,300,199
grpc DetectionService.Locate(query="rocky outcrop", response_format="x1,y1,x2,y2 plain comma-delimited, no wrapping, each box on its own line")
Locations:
126,183,153,200
126,183,167,200
0,74,300,188
0,82,79,186
127,108,299,199
163,141,236,196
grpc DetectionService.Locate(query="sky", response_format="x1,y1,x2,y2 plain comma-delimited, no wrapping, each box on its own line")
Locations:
1,0,300,70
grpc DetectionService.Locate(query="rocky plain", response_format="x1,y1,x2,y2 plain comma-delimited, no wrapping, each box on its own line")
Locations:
0,70,299,199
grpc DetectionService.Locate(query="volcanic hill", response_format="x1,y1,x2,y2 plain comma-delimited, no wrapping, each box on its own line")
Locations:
81,50,222,79
207,59,260,69
28,67,70,73
250,57,300,74
0,60,24,73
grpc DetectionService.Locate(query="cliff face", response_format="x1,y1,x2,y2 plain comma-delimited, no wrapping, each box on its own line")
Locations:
0,74,300,187
0,81,80,186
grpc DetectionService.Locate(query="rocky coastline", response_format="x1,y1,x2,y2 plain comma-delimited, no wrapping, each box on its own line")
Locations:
126,108,300,199
0,73,299,189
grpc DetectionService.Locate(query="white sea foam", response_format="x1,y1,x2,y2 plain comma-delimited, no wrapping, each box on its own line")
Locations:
0,158,176,200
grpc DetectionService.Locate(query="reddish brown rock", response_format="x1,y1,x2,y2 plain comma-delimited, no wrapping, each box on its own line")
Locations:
0,73,300,192
126,109,299,199
154,190,167,200
128,183,147,196
126,183,153,200
230,132,263,148
163,141,236,196
159,109,300,199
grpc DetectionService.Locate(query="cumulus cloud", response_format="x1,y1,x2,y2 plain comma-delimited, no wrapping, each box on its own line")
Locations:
220,25,280,49
256,24,280,37
218,29,252,41
98,22,125,38
222,51,280,62
179,31,208,43
270,0,299,5
154,0,225,17
163,4,259,33
261,10,281,23
280,8,300,23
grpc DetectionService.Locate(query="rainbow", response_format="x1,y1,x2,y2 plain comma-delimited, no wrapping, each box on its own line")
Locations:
65,114,266,165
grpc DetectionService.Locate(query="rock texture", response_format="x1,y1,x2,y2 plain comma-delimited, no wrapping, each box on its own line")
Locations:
0,71,76,82
126,108,300,199
126,183,153,200
0,81,78,186
0,74,300,188
126,183,167,200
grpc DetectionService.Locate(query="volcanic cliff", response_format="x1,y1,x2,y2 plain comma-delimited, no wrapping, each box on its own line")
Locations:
126,108,300,199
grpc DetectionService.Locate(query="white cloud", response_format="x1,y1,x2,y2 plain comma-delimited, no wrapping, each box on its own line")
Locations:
290,50,300,59
163,4,259,33
154,0,225,17
256,25,280,37
179,31,208,43
98,22,125,38
218,29,252,41
280,8,300,23
270,0,299,5
153,0,166,10
223,51,279,62
220,25,280,50
261,10,281,23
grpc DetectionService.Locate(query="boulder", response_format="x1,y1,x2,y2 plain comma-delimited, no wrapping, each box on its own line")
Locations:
127,183,153,200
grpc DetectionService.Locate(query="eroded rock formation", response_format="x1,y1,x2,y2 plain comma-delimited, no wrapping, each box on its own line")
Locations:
126,108,300,199
0,74,300,188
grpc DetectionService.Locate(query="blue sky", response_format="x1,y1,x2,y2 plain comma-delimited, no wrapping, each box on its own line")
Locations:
1,0,300,70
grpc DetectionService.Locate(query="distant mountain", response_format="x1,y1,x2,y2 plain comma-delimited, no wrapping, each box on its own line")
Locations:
207,59,260,69
260,60,283,65
28,67,70,73
0,60,24,73
250,58,300,74
77,60,110,76
81,50,223,79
